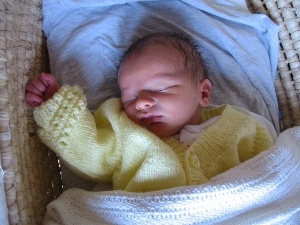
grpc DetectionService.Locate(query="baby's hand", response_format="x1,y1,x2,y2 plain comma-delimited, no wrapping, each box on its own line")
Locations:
25,73,60,107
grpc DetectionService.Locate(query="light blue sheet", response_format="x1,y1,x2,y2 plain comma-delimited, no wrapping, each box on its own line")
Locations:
43,0,280,133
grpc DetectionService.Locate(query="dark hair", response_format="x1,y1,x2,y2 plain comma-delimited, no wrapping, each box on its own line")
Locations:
119,32,208,82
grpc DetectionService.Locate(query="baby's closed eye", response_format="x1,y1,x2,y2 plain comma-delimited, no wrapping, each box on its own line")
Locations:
157,85,178,92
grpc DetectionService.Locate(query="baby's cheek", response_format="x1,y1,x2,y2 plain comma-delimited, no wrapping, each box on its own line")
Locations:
125,110,140,125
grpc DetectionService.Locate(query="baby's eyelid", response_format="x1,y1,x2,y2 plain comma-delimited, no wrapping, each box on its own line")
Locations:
158,85,176,91
121,92,135,103
158,87,167,91
123,97,137,105
123,86,174,104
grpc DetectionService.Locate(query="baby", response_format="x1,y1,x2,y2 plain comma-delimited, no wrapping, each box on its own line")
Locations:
26,33,276,192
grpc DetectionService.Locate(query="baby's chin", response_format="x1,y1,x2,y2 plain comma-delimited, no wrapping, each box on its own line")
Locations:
147,124,180,138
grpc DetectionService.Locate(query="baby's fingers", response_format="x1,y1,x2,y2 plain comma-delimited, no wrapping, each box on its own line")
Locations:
39,73,60,101
25,91,43,107
25,83,44,97
32,77,47,93
39,73,58,87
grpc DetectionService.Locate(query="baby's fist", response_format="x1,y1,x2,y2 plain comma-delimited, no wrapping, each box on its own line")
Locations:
25,73,60,107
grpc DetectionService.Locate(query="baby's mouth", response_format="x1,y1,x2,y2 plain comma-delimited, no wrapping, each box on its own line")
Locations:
141,115,162,124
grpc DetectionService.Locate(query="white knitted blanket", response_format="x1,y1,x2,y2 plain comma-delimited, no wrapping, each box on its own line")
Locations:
43,126,300,225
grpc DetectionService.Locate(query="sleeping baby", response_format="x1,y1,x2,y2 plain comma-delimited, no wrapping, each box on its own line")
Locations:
25,33,276,192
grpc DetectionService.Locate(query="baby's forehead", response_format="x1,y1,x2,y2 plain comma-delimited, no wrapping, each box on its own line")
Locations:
125,42,185,65
130,35,187,55
121,44,182,69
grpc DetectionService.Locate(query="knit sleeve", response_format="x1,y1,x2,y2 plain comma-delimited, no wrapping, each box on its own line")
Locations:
33,85,120,182
236,116,274,162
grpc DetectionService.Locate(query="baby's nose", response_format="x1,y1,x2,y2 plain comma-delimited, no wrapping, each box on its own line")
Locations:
136,91,155,111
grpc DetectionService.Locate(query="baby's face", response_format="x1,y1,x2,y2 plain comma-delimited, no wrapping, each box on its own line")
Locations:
119,44,208,137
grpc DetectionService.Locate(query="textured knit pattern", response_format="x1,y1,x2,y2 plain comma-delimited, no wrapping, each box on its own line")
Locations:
34,85,274,192
43,127,300,225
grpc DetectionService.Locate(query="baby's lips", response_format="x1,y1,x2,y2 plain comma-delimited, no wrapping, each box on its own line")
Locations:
141,115,162,123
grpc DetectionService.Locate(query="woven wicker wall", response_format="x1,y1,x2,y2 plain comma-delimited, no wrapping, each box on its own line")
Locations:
0,1,62,224
248,0,300,129
0,0,299,225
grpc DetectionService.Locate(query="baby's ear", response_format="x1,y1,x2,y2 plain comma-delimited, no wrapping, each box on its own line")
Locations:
198,79,211,107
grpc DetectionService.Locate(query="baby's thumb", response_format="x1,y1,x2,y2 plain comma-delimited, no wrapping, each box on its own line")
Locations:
39,73,60,101
44,82,60,101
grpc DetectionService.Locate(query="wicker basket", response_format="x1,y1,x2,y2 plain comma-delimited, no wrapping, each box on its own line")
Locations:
0,0,299,224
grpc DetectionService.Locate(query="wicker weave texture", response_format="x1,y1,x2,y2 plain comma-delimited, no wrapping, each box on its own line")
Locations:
0,1,62,224
0,0,299,225
249,0,300,129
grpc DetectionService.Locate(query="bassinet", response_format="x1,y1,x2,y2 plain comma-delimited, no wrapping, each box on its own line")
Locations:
1,0,299,224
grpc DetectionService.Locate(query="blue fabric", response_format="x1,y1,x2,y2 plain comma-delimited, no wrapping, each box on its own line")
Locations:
43,0,280,132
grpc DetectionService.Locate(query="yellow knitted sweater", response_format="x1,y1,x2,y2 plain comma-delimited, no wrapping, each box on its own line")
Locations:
33,85,274,192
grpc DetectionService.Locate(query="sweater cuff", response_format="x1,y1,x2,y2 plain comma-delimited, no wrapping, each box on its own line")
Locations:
33,85,87,148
